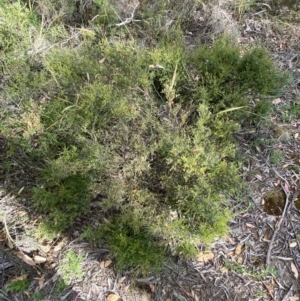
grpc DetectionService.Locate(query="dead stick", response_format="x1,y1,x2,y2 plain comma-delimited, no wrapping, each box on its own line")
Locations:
266,183,290,268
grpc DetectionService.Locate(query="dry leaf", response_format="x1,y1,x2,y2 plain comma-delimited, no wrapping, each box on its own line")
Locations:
40,245,51,253
291,262,298,279
256,174,263,181
284,182,290,193
149,64,164,69
7,237,13,249
23,254,36,266
141,292,151,301
16,251,24,260
149,283,155,293
220,266,228,273
13,274,28,281
107,293,122,301
290,296,300,301
16,251,36,266
34,274,45,289
34,255,47,263
191,289,200,301
165,299,172,301
246,223,255,228
263,233,271,242
53,241,64,252
226,251,234,257
99,58,106,64
235,244,243,256
290,241,297,248
295,133,299,139
196,252,214,262
17,186,25,195
237,256,243,264
226,237,235,244
272,98,282,105
100,260,112,268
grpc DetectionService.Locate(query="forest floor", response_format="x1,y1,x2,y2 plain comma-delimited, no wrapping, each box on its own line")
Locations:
1,1,300,301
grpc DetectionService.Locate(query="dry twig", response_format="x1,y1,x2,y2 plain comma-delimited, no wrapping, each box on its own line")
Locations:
115,3,141,27
266,170,300,267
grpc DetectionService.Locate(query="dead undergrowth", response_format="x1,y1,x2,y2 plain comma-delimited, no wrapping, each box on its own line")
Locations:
1,0,300,300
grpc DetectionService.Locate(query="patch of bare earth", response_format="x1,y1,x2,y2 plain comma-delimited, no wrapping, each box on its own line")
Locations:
1,1,300,301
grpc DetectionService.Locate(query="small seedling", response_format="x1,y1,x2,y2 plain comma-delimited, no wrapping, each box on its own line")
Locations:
255,290,264,297
224,260,277,280
59,251,83,284
6,278,29,293
55,279,67,294
270,150,283,164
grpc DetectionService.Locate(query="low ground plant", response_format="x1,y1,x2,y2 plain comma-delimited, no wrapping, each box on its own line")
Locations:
6,278,29,294
59,251,83,284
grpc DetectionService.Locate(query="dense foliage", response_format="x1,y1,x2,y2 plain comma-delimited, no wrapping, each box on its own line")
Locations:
0,0,289,271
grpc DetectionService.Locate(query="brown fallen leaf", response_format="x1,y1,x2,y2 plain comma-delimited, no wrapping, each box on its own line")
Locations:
40,245,51,253
235,244,243,256
272,98,282,105
23,254,36,266
149,283,155,293
7,237,14,249
53,241,65,253
34,274,45,289
17,186,25,195
196,252,214,263
100,259,112,268
34,255,47,264
16,251,36,266
226,236,235,244
191,289,200,301
12,274,28,281
107,293,122,301
220,266,228,273
256,174,263,181
141,291,151,301
291,262,299,279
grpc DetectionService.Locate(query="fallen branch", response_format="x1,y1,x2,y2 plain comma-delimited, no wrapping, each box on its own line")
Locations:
266,169,290,268
281,282,296,301
266,185,290,267
115,3,141,27
266,170,300,267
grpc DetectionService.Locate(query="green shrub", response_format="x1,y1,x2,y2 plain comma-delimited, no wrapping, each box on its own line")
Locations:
28,38,242,266
188,37,289,120
0,2,289,271
34,173,91,229
101,214,166,271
